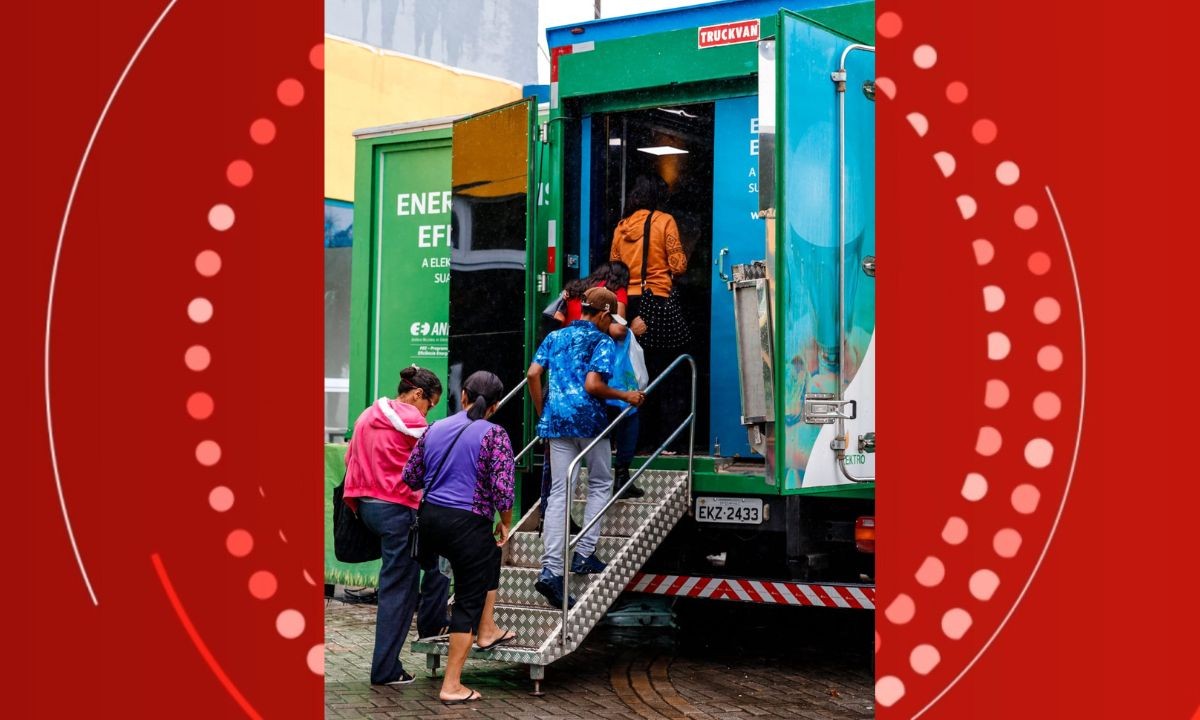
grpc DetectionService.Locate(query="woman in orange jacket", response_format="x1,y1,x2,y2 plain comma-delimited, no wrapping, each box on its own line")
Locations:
609,174,692,454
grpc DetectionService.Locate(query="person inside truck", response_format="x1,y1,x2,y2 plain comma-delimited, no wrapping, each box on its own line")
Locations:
610,174,692,455
341,365,451,687
402,370,517,705
550,260,647,500
527,286,645,610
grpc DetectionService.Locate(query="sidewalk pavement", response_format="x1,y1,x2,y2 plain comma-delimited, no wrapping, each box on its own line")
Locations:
325,598,874,719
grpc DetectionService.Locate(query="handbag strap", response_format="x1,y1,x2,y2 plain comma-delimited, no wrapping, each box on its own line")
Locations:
418,418,477,511
639,210,655,296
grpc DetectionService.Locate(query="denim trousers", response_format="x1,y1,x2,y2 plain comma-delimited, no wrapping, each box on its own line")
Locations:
358,501,451,684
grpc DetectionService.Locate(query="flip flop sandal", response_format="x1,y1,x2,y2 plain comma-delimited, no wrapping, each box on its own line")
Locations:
475,630,517,651
441,689,482,706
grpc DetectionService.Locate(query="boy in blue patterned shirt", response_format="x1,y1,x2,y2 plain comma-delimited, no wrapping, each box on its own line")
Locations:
527,287,645,608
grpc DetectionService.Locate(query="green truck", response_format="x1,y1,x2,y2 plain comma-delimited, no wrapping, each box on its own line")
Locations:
331,0,875,686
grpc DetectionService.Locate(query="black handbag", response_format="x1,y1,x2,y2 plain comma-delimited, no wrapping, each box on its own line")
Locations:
541,291,567,322
637,211,691,350
408,420,477,560
332,475,381,563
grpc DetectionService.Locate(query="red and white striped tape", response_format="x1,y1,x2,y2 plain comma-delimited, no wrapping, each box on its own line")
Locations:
627,573,875,609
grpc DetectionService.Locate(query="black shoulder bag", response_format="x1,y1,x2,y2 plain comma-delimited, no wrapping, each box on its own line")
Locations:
637,211,691,350
333,472,381,563
408,419,476,561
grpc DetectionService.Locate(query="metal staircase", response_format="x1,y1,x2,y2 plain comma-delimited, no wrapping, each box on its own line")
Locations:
413,355,697,693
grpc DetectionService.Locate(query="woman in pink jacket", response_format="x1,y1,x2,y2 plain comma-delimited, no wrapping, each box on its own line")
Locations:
342,365,449,686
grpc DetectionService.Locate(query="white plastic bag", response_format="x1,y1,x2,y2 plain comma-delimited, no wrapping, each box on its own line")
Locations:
628,332,649,390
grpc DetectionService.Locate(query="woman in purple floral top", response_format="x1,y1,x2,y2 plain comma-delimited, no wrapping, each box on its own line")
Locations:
402,371,516,706
403,415,515,519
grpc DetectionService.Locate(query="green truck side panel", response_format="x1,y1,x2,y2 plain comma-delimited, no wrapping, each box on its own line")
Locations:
557,19,776,101
537,5,875,501
349,128,453,431
323,443,381,586
787,481,875,499
552,2,870,103
693,472,779,495
799,2,875,44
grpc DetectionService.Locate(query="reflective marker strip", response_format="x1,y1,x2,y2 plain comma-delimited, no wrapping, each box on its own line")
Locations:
794,583,824,605
821,585,852,609
627,573,875,609
630,574,655,593
847,586,875,609
677,576,703,596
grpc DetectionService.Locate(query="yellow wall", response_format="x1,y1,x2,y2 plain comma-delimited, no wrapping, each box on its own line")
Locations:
324,34,522,202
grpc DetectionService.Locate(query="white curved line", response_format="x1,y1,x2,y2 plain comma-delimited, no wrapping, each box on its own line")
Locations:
45,0,179,606
912,185,1086,718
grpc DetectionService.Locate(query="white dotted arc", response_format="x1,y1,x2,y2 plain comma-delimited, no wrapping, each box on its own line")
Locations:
190,42,325,676
874,10,1082,714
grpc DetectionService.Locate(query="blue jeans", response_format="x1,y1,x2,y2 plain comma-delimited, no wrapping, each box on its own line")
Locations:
358,501,451,684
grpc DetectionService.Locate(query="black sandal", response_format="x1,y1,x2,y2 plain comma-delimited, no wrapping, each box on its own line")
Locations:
441,689,482,705
475,630,517,650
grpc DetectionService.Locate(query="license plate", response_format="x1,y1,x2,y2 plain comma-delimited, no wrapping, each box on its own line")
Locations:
695,497,763,525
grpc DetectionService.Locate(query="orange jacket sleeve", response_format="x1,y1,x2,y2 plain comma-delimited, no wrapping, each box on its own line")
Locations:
664,216,687,276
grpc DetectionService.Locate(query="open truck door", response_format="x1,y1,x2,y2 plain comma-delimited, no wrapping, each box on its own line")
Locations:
447,99,537,450
761,10,875,492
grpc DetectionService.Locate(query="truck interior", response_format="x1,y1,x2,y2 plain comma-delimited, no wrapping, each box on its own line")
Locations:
572,102,718,457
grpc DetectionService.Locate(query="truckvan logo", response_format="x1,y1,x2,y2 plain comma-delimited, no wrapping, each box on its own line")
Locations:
697,19,760,49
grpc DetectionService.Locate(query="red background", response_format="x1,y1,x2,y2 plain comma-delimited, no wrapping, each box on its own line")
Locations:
878,1,1200,719
12,1,323,717
8,0,1199,718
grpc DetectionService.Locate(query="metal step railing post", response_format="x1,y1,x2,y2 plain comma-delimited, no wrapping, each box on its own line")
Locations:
559,354,697,647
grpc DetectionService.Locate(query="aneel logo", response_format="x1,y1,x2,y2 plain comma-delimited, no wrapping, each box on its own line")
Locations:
698,19,760,49
409,322,449,337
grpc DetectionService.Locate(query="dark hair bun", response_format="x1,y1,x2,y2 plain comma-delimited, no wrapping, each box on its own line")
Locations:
397,365,443,399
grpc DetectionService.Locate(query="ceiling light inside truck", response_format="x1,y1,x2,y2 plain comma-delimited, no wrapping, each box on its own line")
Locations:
636,145,689,156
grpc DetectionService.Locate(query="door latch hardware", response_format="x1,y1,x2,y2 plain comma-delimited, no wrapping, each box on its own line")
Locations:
862,256,876,277
804,394,857,424
859,432,875,453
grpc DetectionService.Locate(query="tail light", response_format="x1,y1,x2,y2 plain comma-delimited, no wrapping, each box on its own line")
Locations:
855,516,875,553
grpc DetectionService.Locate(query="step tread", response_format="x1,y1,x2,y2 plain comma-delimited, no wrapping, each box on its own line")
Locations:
412,470,691,665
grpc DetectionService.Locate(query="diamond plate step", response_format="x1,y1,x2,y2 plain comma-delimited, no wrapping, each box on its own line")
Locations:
573,468,677,502
505,532,625,569
413,468,690,671
492,604,563,640
497,566,599,608
570,499,656,536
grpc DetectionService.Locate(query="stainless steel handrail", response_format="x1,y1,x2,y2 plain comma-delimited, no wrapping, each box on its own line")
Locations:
493,377,528,414
559,353,697,646
514,435,540,463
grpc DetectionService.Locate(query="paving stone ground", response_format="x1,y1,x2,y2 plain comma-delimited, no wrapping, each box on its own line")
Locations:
326,595,874,719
